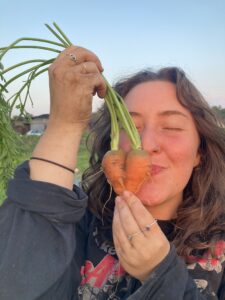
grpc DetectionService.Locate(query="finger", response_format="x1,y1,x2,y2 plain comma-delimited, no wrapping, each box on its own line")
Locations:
113,233,123,257
113,233,134,267
51,46,81,68
113,206,133,253
58,45,104,72
73,61,101,75
49,60,107,99
84,73,107,98
121,191,158,238
115,196,146,247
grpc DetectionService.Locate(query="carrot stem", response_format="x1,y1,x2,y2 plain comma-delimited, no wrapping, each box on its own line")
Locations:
0,38,65,61
103,76,141,150
53,22,73,46
1,59,54,90
0,23,141,151
104,88,120,150
115,92,141,146
8,67,48,115
0,45,61,53
1,59,47,75
45,24,69,47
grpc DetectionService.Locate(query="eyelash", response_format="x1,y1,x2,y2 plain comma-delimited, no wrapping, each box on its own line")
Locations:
134,125,183,132
163,127,183,131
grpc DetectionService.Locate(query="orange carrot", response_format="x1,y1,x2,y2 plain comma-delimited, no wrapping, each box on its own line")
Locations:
124,149,151,194
101,149,126,195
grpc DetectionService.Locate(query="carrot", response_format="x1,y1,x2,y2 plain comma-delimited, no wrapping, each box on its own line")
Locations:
101,149,126,195
124,149,151,194
1,23,151,198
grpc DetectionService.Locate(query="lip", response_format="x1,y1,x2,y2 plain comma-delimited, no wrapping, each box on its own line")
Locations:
151,164,166,175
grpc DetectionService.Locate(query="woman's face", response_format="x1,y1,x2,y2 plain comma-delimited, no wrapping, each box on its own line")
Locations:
119,80,200,219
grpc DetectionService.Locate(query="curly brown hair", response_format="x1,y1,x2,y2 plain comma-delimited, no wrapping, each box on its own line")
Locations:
82,67,225,257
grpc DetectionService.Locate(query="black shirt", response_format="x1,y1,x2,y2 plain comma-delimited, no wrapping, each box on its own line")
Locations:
0,161,224,299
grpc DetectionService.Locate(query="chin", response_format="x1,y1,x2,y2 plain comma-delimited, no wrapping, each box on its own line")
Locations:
136,178,168,207
136,189,162,207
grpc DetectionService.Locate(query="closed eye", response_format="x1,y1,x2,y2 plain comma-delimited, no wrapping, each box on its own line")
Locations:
163,127,184,131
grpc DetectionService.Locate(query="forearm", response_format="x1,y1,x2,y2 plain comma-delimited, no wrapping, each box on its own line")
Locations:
29,120,84,189
29,46,105,190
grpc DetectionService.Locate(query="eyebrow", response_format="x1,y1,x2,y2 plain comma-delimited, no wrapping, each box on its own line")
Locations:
158,110,189,119
129,110,189,119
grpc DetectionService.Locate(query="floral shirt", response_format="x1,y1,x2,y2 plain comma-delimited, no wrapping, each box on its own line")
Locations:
76,215,225,299
0,161,224,299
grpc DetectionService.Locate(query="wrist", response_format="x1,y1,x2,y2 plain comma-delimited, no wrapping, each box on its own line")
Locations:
29,118,86,189
47,118,88,135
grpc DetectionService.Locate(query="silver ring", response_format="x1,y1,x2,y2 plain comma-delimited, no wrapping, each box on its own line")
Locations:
68,53,77,62
127,220,157,242
127,230,143,242
143,219,157,232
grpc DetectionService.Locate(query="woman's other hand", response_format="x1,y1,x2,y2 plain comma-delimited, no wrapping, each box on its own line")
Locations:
112,191,170,282
48,45,106,130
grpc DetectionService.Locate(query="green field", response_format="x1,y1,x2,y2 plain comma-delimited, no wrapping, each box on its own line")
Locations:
0,132,90,204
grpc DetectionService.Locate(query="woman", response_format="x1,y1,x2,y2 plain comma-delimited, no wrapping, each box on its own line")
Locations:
0,46,224,299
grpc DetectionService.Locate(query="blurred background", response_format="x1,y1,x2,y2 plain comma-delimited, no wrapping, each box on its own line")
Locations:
1,0,225,202
1,0,225,116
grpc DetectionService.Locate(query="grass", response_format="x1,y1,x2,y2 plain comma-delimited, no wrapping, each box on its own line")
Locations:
0,131,90,204
75,132,90,180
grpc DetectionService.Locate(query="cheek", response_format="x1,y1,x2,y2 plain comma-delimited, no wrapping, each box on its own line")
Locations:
168,140,199,176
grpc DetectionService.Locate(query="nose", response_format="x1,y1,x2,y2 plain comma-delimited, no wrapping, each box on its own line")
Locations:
140,127,161,154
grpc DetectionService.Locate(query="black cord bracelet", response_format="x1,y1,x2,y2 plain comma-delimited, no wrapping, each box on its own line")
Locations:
30,157,75,174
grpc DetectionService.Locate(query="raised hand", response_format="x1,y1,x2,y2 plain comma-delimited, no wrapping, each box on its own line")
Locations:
113,191,170,282
48,45,106,130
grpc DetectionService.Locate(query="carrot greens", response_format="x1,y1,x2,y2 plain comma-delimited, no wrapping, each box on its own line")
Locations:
0,22,142,197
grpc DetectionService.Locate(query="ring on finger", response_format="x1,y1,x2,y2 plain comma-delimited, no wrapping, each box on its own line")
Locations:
127,219,157,242
67,53,77,62
142,219,158,232
127,230,143,242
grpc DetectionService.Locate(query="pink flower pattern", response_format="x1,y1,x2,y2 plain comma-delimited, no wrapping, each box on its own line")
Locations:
186,240,225,273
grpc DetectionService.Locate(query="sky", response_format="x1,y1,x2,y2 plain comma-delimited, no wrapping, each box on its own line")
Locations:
1,0,225,116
